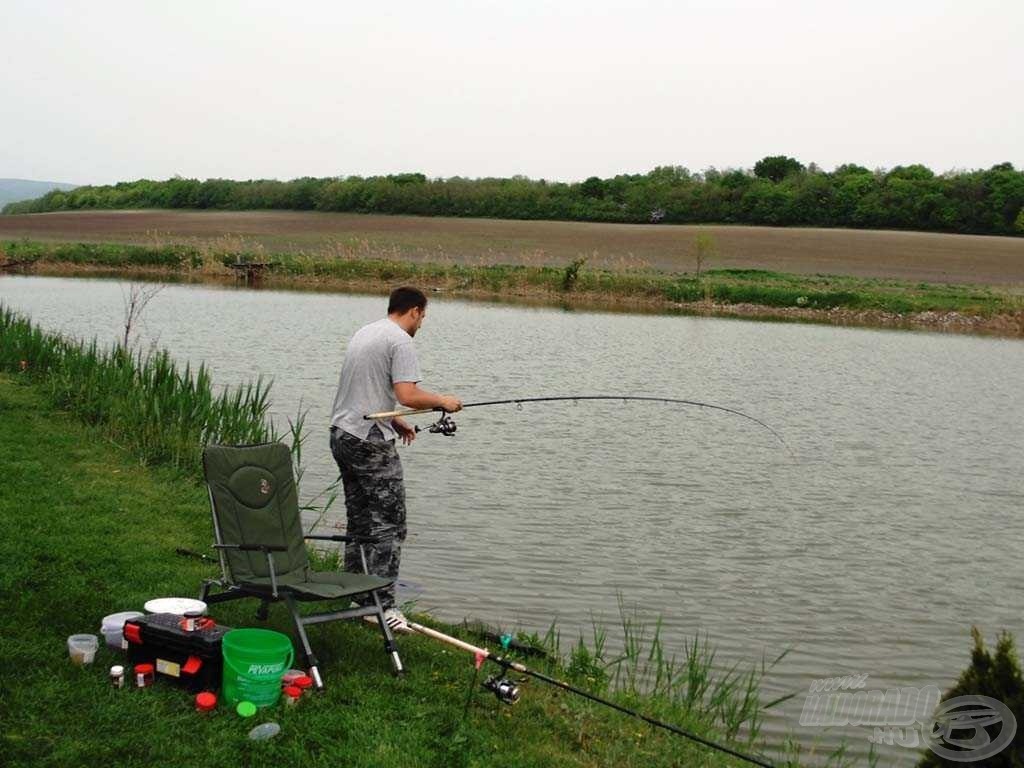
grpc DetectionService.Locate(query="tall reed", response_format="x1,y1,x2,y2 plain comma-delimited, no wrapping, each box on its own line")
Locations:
0,305,272,473
502,596,880,767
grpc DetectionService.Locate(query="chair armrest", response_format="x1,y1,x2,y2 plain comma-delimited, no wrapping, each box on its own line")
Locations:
305,534,381,545
212,543,286,597
213,543,288,553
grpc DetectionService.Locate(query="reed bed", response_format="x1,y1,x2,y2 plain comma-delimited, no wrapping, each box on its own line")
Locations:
495,597,878,767
0,305,272,472
3,239,201,268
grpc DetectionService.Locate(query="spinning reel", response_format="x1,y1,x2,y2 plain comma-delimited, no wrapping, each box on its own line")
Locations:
416,413,457,436
482,674,521,705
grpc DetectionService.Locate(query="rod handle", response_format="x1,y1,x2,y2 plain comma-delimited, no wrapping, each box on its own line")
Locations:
364,407,438,420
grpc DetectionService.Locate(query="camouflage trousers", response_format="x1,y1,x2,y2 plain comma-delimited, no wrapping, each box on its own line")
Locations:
329,425,406,608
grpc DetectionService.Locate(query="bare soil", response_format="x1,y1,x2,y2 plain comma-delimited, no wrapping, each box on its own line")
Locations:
3,210,1023,288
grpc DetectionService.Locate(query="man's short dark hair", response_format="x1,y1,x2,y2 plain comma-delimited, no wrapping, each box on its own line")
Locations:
388,286,428,315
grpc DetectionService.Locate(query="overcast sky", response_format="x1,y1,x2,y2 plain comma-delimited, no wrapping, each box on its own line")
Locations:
2,0,1021,185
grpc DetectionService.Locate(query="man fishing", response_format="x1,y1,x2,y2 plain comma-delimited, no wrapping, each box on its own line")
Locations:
329,286,462,630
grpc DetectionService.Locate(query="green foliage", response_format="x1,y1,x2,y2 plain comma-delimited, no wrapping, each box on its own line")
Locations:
561,256,586,291
5,161,1024,236
4,240,198,268
566,635,610,691
917,628,1023,767
887,164,935,181
693,231,715,277
579,176,607,199
753,155,805,183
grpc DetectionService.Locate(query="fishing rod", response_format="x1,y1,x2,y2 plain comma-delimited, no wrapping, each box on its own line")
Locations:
402,619,775,768
175,547,219,564
366,395,787,448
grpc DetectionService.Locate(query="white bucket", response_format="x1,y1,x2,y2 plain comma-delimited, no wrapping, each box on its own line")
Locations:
68,634,99,665
100,611,144,650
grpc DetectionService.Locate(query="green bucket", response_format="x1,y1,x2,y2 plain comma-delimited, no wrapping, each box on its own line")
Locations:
221,628,294,707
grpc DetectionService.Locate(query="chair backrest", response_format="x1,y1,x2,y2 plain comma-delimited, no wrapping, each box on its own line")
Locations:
202,442,309,585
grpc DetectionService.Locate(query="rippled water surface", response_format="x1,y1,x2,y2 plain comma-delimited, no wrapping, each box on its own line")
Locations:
4,275,1022,764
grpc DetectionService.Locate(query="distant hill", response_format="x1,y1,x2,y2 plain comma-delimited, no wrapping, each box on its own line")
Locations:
0,179,78,208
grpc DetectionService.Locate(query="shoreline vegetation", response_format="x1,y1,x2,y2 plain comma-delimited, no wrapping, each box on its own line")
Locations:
0,310,853,767
3,239,1023,336
3,160,1023,239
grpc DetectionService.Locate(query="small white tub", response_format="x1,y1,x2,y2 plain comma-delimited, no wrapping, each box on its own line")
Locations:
100,611,144,650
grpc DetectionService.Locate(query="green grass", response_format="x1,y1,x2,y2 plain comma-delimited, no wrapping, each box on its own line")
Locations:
5,238,1021,319
1,376,830,768
656,269,1010,314
2,239,201,268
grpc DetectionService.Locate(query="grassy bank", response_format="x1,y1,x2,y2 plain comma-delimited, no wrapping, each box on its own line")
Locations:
0,375,801,768
3,239,1023,335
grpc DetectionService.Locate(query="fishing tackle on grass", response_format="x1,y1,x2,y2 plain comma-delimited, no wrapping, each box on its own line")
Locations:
366,394,787,448
400,618,775,768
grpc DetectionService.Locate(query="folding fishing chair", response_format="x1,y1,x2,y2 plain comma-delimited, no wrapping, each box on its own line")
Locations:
197,442,403,689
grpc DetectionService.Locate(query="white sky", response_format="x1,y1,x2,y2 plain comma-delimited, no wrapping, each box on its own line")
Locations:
2,0,1021,185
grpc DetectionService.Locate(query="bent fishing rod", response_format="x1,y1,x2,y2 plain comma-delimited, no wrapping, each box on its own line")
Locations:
366,394,787,448
402,619,775,768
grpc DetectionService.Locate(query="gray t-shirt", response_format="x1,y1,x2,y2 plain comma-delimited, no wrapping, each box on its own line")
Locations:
330,318,422,441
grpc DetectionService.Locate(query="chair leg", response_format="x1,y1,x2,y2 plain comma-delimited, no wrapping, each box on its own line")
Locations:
358,544,404,675
369,590,404,676
285,595,323,690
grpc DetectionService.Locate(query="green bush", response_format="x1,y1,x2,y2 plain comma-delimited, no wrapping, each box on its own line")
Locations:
562,257,586,291
918,628,1023,767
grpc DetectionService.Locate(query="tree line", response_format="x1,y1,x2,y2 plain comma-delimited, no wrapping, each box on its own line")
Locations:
5,157,1023,236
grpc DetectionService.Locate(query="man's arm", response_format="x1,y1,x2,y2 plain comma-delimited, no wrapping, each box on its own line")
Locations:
393,381,462,413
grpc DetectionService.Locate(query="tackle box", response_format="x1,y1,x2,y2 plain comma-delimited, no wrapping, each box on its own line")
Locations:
124,612,231,692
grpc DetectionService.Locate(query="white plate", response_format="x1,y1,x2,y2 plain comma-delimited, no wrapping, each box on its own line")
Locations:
144,597,208,615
